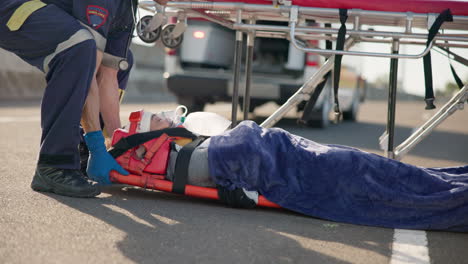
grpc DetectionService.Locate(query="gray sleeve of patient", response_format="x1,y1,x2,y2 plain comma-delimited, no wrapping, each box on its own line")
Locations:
166,139,216,188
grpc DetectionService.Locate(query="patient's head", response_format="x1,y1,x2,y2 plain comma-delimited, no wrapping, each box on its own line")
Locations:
150,113,172,131
125,107,187,133
123,110,172,133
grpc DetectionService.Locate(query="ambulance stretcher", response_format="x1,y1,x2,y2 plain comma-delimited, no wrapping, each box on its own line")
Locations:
137,0,468,160
108,0,468,207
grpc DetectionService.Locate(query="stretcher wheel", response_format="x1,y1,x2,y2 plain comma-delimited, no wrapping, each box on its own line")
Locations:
161,24,184,49
137,16,161,43
343,96,359,121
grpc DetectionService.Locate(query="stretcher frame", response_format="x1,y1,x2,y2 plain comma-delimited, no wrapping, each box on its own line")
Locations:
139,0,468,161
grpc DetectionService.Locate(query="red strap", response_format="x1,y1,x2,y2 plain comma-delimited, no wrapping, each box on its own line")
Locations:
116,151,131,170
128,110,143,135
133,134,170,175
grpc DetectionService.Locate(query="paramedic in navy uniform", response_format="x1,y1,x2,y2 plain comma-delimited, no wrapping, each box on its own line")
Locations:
0,0,168,198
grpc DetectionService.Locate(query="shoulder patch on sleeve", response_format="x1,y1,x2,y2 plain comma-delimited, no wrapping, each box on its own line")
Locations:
86,5,108,29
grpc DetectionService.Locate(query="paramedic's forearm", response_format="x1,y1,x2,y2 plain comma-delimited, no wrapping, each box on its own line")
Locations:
81,50,104,133
97,65,121,137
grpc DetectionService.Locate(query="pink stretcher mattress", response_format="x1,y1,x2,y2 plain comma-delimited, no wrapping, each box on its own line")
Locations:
203,0,468,16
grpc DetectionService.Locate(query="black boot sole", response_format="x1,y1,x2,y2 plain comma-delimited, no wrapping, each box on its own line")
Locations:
31,170,101,198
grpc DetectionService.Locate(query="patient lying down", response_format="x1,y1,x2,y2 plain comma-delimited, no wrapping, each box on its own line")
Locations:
121,110,217,188
116,109,468,232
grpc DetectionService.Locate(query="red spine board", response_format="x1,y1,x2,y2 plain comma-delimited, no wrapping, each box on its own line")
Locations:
110,171,281,208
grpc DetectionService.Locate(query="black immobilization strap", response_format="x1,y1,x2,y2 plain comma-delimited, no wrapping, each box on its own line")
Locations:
299,71,331,124
325,23,333,51
438,46,468,67
333,9,348,121
423,9,453,109
217,186,257,209
108,127,197,158
299,25,333,125
172,137,205,194
434,45,466,89
450,63,464,89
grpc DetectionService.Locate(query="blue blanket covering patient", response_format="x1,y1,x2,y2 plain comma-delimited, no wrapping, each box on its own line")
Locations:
206,121,468,232
141,111,468,232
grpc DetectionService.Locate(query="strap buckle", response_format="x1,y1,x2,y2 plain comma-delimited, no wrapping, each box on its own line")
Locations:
424,98,436,110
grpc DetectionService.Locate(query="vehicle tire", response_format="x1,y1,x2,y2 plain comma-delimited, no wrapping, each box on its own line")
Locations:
136,16,162,43
302,108,329,128
177,96,205,113
343,96,359,121
238,99,262,113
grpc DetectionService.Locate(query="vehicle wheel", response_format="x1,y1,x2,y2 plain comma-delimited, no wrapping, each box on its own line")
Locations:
343,96,359,121
161,24,184,48
301,108,329,128
136,16,161,43
177,96,205,113
238,99,259,113
299,98,331,128
308,110,330,128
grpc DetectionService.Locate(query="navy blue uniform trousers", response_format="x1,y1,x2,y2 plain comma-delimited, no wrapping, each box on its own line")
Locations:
0,4,97,169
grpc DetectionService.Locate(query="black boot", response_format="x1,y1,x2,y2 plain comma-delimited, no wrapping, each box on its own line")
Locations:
79,141,90,177
31,166,100,198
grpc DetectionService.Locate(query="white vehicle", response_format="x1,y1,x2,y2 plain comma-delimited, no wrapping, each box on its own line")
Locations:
163,19,366,127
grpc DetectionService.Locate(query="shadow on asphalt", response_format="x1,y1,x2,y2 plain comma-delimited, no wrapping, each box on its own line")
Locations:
48,187,393,264
251,116,468,164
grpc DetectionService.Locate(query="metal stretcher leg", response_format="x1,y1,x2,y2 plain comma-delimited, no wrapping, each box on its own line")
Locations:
242,20,255,120
261,38,355,128
386,40,400,159
231,11,243,128
394,85,468,160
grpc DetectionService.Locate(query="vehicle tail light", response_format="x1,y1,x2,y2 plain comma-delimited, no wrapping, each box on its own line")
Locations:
306,39,320,67
166,48,177,56
193,31,205,39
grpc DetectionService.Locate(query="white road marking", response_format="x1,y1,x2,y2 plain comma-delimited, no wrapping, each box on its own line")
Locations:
0,116,40,123
390,229,430,264
0,113,131,124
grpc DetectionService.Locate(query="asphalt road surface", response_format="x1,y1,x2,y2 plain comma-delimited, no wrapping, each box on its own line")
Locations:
0,99,467,264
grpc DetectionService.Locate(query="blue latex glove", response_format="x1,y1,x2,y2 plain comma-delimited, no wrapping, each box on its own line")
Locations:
84,131,129,185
